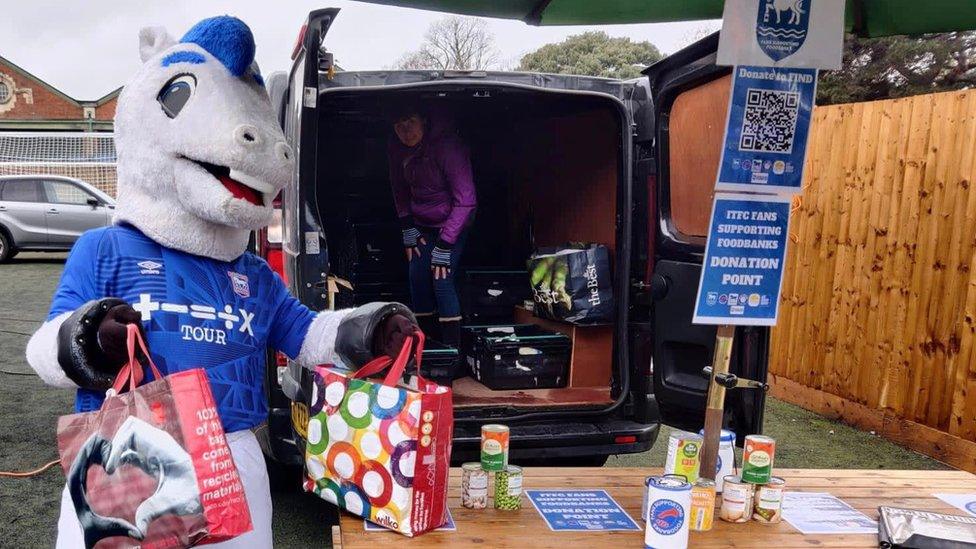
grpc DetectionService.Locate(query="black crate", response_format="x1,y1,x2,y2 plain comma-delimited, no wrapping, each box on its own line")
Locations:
463,325,570,390
462,270,532,323
418,339,461,386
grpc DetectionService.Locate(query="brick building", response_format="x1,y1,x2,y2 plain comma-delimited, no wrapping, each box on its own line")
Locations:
0,54,119,131
0,54,120,195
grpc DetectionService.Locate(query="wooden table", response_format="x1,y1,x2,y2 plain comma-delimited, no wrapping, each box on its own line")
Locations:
332,467,976,548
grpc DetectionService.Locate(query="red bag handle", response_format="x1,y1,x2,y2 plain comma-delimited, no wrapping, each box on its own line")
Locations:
351,331,426,387
111,324,163,394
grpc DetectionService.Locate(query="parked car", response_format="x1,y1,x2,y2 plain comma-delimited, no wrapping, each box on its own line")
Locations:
0,175,115,262
259,9,769,470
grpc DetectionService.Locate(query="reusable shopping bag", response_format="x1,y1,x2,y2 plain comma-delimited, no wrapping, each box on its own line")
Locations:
528,243,615,324
303,333,453,536
56,325,252,548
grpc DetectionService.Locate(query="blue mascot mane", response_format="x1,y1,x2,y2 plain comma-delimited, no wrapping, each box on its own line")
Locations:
178,16,257,79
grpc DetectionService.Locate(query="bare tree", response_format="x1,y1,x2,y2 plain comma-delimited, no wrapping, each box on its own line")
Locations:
396,16,499,71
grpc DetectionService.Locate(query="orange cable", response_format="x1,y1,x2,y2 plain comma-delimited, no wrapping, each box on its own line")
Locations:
0,458,60,478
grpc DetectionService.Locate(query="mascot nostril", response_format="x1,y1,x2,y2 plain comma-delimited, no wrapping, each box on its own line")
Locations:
275,142,293,162
27,13,420,548
235,125,262,146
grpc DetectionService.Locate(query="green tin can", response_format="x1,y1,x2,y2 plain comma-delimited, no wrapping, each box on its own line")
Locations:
741,435,776,484
481,424,509,472
494,465,523,511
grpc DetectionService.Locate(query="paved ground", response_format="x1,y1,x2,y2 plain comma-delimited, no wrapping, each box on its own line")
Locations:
0,252,947,548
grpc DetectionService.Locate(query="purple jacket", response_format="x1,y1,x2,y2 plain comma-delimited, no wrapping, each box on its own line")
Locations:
388,112,476,245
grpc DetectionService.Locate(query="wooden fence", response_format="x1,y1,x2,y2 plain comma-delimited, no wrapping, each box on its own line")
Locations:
769,89,976,470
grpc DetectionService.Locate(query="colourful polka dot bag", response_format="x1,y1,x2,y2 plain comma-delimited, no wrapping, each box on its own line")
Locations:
302,333,453,536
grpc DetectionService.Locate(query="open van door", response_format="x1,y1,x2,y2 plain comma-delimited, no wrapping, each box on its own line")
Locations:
639,34,769,441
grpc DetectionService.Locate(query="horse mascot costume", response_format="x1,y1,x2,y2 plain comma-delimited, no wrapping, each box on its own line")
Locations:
26,16,417,548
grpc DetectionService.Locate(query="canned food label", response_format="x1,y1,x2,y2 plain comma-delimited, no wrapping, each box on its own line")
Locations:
649,499,685,535
508,475,523,496
481,431,509,471
665,435,702,483
469,475,488,490
748,451,771,468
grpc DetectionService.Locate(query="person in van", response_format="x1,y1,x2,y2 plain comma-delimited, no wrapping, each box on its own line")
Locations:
388,105,476,347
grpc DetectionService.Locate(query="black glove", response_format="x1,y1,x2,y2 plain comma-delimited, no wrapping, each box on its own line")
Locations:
335,302,417,367
58,298,142,390
372,313,419,359
97,304,143,365
430,238,453,268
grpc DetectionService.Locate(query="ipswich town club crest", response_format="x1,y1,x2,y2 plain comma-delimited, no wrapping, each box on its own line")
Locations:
228,271,250,298
756,0,809,62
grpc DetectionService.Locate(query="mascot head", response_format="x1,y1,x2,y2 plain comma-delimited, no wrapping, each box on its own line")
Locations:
114,16,293,261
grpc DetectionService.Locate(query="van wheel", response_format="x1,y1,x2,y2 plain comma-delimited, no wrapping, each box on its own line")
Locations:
0,231,14,263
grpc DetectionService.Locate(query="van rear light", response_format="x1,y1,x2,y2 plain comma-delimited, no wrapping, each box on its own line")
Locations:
275,351,289,386
291,23,307,60
615,435,638,444
267,249,287,284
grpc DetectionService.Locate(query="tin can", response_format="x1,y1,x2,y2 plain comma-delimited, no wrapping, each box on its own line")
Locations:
753,477,786,524
644,475,691,549
698,429,736,492
741,435,775,484
690,479,716,532
461,462,489,509
481,424,509,472
643,474,687,521
664,430,703,483
719,475,755,523
494,465,523,511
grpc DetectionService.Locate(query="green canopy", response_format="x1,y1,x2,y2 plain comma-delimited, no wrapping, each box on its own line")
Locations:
355,0,976,37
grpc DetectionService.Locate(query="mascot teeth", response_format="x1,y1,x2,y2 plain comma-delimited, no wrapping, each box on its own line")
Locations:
228,169,274,195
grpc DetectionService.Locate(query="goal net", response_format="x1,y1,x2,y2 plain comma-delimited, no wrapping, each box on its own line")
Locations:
0,132,118,197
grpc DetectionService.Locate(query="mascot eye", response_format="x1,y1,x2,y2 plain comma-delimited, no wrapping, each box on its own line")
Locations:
157,74,196,118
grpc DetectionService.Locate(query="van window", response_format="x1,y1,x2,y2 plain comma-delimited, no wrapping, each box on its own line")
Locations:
45,180,94,205
1,179,42,202
667,74,730,237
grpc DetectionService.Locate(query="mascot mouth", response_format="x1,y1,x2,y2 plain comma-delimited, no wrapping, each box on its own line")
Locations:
185,158,271,206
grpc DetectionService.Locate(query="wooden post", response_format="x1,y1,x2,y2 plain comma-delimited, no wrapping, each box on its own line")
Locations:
700,325,735,482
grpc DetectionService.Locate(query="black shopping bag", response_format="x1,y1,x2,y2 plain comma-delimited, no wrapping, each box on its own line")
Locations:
527,243,615,324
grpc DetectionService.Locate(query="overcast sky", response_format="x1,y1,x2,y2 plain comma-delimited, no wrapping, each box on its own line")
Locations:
0,1,719,100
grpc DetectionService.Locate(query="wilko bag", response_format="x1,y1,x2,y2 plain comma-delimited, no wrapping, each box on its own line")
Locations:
303,333,453,536
528,243,615,324
56,325,252,548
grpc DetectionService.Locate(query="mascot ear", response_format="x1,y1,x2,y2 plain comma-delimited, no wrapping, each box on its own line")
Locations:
138,27,177,62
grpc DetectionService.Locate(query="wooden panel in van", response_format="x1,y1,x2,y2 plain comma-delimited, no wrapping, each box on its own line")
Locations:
668,74,731,237
510,109,618,254
514,306,613,389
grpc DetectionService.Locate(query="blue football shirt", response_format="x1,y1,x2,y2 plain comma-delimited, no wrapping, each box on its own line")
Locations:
48,224,316,432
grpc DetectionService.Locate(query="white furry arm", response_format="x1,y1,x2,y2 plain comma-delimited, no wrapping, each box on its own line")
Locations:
295,309,353,368
25,311,78,389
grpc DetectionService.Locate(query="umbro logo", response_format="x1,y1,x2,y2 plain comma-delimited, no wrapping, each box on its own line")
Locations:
137,260,163,275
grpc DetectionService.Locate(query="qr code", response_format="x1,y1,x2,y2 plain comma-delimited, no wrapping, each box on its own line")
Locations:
738,88,800,154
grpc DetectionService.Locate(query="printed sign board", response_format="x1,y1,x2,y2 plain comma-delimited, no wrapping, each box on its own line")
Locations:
717,0,845,69
693,193,791,326
716,65,817,195
526,490,642,532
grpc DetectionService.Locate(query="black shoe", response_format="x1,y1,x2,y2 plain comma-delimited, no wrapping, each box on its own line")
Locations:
440,319,461,348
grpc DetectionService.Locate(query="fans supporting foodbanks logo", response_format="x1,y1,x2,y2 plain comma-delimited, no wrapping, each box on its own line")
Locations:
649,499,685,535
756,0,809,62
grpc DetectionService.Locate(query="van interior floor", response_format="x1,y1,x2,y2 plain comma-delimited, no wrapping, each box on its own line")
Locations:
315,84,624,412
451,377,612,408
